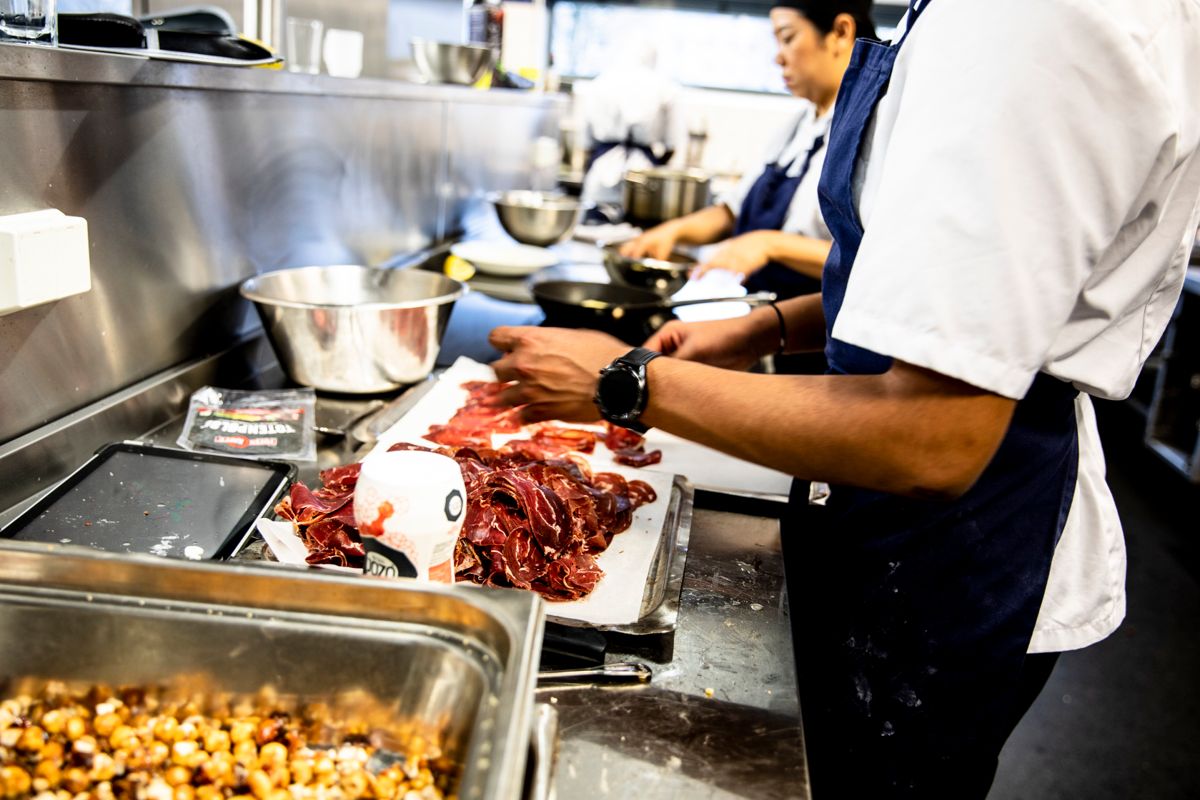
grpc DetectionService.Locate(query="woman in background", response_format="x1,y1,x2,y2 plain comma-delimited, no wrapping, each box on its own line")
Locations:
621,1,875,302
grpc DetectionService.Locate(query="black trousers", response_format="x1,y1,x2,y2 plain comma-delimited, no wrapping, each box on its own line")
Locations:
784,515,1062,799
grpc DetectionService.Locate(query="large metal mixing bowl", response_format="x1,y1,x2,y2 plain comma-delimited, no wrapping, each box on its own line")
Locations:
411,38,492,85
491,190,586,247
602,243,694,296
240,265,465,394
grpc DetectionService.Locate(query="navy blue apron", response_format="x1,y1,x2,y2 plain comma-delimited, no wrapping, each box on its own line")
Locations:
788,1,1081,795
585,135,669,174
737,114,826,301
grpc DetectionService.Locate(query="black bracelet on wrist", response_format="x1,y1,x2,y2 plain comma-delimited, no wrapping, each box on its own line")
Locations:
768,302,787,357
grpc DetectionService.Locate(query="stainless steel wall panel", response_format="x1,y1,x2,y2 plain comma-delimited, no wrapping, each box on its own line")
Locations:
0,45,562,456
440,100,561,236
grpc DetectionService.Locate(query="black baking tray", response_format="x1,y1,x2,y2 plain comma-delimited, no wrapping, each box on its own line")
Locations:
0,442,294,561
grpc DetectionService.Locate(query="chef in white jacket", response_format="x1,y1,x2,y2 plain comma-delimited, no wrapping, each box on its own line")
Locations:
488,0,1200,795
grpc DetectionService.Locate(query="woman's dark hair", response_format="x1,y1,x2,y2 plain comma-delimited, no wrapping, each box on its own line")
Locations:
774,1,877,42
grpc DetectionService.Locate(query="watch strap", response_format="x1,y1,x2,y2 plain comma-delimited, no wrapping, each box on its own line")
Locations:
618,347,662,369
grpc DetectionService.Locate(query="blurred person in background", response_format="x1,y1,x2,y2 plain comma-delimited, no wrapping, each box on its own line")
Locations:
577,37,680,211
622,1,874,305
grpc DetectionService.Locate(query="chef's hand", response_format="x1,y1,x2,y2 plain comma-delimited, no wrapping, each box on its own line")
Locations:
619,225,678,261
490,326,630,423
692,231,772,281
643,315,764,371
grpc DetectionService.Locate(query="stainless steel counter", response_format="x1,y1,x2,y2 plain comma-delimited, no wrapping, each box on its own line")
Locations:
0,383,808,800
546,508,806,800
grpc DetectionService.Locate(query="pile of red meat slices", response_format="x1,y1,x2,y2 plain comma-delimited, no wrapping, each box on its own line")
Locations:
425,381,663,467
275,381,662,601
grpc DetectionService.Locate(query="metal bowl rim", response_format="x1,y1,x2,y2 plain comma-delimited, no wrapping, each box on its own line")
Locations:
409,37,492,56
602,244,695,273
624,166,712,182
240,265,467,311
489,190,588,212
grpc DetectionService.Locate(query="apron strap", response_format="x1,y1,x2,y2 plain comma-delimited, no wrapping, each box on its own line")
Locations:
896,0,933,47
793,133,826,183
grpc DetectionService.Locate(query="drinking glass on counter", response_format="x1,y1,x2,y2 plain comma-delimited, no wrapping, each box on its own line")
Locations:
0,0,57,45
286,16,324,74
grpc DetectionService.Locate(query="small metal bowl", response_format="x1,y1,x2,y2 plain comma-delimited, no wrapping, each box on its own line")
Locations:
240,265,465,394
410,39,492,85
602,244,695,297
491,191,586,247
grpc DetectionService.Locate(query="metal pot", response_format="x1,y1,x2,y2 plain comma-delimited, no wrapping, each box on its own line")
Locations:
622,167,712,227
240,265,465,394
532,280,773,345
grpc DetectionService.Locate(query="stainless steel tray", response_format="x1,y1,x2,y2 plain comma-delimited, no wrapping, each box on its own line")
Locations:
0,542,544,800
352,379,696,637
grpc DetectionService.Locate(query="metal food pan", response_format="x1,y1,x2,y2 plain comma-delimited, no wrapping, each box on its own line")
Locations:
0,542,543,800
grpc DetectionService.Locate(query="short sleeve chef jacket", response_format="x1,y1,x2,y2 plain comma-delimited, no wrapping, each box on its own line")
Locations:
830,0,1200,652
720,104,833,241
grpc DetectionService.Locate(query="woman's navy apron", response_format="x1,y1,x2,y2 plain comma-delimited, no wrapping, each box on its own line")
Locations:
787,1,1081,795
737,114,826,301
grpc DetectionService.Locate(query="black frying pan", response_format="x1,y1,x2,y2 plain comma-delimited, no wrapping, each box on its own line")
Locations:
531,280,775,344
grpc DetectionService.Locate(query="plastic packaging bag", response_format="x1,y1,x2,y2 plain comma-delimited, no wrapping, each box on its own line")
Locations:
177,387,316,462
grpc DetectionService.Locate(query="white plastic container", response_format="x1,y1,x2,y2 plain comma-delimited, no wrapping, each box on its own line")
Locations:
353,449,466,583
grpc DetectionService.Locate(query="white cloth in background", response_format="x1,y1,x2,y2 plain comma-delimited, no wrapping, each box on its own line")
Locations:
720,102,833,240
829,0,1200,652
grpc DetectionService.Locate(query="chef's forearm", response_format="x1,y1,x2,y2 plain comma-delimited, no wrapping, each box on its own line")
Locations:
668,205,737,246
640,358,1015,499
774,294,827,353
759,231,833,279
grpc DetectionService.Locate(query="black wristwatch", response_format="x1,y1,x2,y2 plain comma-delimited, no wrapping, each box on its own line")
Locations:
594,347,662,433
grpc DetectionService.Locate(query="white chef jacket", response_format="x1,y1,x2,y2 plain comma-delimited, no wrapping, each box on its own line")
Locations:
720,103,833,241
830,0,1200,653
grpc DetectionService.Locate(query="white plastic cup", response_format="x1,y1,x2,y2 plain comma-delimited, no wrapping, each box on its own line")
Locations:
353,449,466,583
322,28,364,79
0,0,57,45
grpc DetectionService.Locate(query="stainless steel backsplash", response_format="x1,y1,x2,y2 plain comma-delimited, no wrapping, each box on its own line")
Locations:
0,45,561,453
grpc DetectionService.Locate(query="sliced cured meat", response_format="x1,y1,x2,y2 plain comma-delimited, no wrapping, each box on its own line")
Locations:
280,414,660,600
613,447,663,468
532,426,598,455
627,479,658,507
603,423,646,452
423,424,492,449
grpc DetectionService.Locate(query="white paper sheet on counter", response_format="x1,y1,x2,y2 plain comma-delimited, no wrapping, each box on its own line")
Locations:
379,357,793,499
367,357,678,626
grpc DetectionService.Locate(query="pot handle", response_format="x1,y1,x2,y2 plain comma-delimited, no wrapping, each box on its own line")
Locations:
537,660,653,686
630,290,778,312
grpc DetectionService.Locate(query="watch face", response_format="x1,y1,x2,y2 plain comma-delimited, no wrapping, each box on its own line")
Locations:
602,368,642,416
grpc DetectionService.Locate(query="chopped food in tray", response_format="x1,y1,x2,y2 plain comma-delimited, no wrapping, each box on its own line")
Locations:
276,440,657,602
0,678,452,800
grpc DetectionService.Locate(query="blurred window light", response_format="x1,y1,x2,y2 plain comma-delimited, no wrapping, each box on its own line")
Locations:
552,2,786,94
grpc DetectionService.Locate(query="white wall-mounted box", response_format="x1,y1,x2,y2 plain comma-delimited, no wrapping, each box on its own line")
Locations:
0,209,92,317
